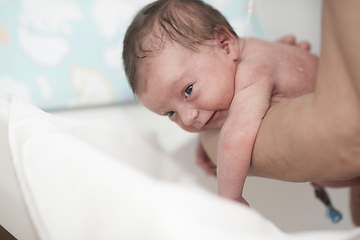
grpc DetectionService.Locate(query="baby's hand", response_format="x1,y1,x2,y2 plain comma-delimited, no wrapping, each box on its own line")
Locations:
276,35,311,51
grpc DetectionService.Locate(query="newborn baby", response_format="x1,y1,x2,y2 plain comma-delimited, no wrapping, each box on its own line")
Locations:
122,0,318,205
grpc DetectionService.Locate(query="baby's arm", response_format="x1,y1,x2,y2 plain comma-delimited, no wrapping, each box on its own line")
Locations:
217,75,273,204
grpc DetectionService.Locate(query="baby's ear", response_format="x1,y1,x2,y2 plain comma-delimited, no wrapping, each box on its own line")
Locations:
213,26,239,60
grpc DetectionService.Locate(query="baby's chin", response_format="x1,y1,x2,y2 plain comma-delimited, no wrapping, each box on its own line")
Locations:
180,126,207,133
180,124,222,133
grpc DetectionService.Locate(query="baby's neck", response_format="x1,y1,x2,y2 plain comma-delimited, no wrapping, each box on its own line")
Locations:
237,37,270,63
237,37,251,61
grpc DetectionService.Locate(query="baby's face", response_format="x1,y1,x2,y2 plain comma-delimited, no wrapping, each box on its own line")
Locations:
136,41,237,132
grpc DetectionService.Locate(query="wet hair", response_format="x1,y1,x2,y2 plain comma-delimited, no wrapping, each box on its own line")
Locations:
122,0,238,93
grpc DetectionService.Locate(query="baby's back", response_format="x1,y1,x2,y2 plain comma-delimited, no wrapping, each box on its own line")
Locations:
238,38,318,106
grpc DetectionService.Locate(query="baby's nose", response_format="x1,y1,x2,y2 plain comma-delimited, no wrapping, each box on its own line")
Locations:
179,108,198,126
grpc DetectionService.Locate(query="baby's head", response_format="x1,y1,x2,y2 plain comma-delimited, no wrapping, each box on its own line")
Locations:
123,0,238,93
123,0,240,132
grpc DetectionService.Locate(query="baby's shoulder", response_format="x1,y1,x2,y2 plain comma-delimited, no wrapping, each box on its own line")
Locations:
235,61,275,93
242,38,276,58
237,55,274,79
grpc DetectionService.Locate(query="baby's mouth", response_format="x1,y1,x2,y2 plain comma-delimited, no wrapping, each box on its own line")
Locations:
205,111,217,126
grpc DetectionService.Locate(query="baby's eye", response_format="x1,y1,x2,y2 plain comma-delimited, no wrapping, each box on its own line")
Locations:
184,85,193,98
166,111,175,117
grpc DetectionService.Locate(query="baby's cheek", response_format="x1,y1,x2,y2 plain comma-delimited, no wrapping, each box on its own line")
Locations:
177,122,190,131
173,118,186,129
169,116,176,122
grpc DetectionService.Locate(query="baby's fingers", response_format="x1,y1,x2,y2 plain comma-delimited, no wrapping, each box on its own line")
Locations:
276,35,311,52
297,41,311,51
276,35,296,45
237,196,250,207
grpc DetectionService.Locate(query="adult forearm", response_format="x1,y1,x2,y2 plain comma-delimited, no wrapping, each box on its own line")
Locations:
251,92,360,182
251,0,360,182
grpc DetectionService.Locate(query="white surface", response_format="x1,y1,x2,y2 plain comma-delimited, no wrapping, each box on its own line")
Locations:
1,94,360,240
1,95,277,239
0,95,39,240
53,102,355,233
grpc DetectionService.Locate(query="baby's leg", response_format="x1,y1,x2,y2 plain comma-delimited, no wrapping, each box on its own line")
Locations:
200,128,221,166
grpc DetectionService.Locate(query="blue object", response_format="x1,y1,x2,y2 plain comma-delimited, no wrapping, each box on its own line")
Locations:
313,185,343,224
325,205,343,223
